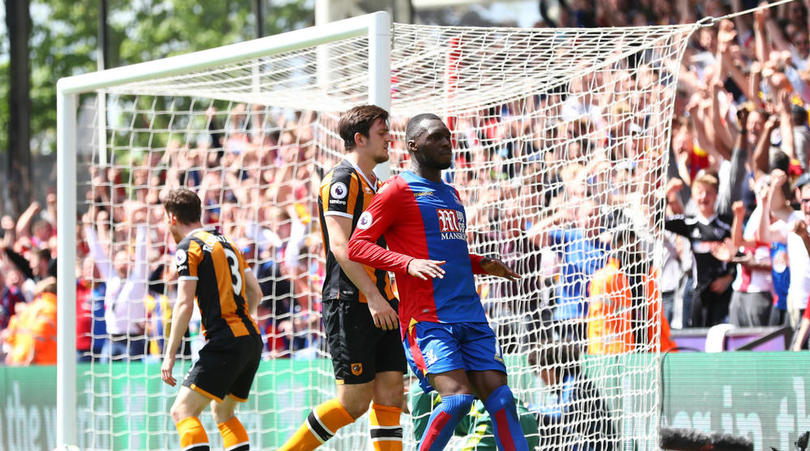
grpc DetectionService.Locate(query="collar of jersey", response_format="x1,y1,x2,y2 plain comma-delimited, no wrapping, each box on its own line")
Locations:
344,158,377,193
183,226,215,241
695,213,717,225
403,170,445,186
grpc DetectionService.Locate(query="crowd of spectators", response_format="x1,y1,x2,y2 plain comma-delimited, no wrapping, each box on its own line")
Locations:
0,105,327,364
4,0,810,366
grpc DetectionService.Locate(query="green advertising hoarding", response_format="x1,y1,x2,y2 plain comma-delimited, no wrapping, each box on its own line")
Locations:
1,353,808,450
1,359,336,450
661,352,810,451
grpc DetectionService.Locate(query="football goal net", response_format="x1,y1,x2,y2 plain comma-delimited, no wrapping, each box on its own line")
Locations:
56,11,697,450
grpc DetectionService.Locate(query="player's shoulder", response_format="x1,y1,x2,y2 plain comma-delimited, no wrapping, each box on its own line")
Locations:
323,160,359,185
214,230,239,248
175,230,209,269
321,161,361,198
180,227,219,251
176,233,196,251
447,183,461,199
373,175,410,203
379,174,407,192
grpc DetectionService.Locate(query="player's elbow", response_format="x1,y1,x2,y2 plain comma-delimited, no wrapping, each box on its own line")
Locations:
346,238,366,264
245,285,259,313
244,272,262,315
172,297,195,324
330,240,351,264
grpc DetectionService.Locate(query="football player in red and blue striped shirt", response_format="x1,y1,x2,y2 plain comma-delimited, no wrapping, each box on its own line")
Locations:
348,113,529,451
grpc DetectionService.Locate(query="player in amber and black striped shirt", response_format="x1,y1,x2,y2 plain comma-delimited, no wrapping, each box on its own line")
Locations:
280,105,406,451
160,188,262,451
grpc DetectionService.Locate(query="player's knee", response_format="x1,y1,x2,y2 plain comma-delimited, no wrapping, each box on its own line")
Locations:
374,379,404,407
344,399,371,419
375,388,404,409
338,392,372,419
210,403,235,425
442,393,474,418
170,400,191,424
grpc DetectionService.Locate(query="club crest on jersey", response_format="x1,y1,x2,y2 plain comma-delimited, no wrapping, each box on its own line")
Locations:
357,211,373,230
437,208,465,240
331,182,348,200
351,363,363,376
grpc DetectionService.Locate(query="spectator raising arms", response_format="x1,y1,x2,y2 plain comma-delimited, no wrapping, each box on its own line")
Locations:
665,171,735,327
85,221,149,361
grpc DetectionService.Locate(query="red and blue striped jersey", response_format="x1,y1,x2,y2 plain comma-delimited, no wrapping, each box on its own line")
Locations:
348,171,488,328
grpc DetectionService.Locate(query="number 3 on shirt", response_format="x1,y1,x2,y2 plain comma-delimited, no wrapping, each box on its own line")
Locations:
223,247,243,294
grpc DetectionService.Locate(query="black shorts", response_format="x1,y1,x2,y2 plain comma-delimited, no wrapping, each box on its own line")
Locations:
183,334,262,402
323,298,407,384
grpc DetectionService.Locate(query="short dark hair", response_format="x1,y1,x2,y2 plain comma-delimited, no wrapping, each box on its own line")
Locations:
770,149,790,173
35,248,51,264
405,113,443,144
164,188,202,224
338,105,389,150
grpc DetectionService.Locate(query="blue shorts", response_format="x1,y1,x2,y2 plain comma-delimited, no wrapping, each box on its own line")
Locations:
403,321,507,393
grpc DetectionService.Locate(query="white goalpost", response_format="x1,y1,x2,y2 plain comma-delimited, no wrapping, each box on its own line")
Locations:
56,12,390,449
57,11,697,450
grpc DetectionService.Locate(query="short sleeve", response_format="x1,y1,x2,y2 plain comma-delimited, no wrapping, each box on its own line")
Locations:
320,169,360,220
176,239,203,281
351,178,401,244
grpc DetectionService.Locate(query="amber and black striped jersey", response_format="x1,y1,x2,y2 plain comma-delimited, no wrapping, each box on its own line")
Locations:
318,159,395,303
176,227,260,339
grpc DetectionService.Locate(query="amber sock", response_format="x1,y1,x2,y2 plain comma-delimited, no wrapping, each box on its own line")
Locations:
369,402,403,451
278,398,355,451
176,416,209,451
218,416,249,451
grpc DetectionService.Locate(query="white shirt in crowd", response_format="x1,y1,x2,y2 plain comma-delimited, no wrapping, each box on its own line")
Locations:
731,206,773,294
786,211,810,315
85,224,148,336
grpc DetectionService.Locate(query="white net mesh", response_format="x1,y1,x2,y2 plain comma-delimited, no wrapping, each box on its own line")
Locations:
75,20,697,450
